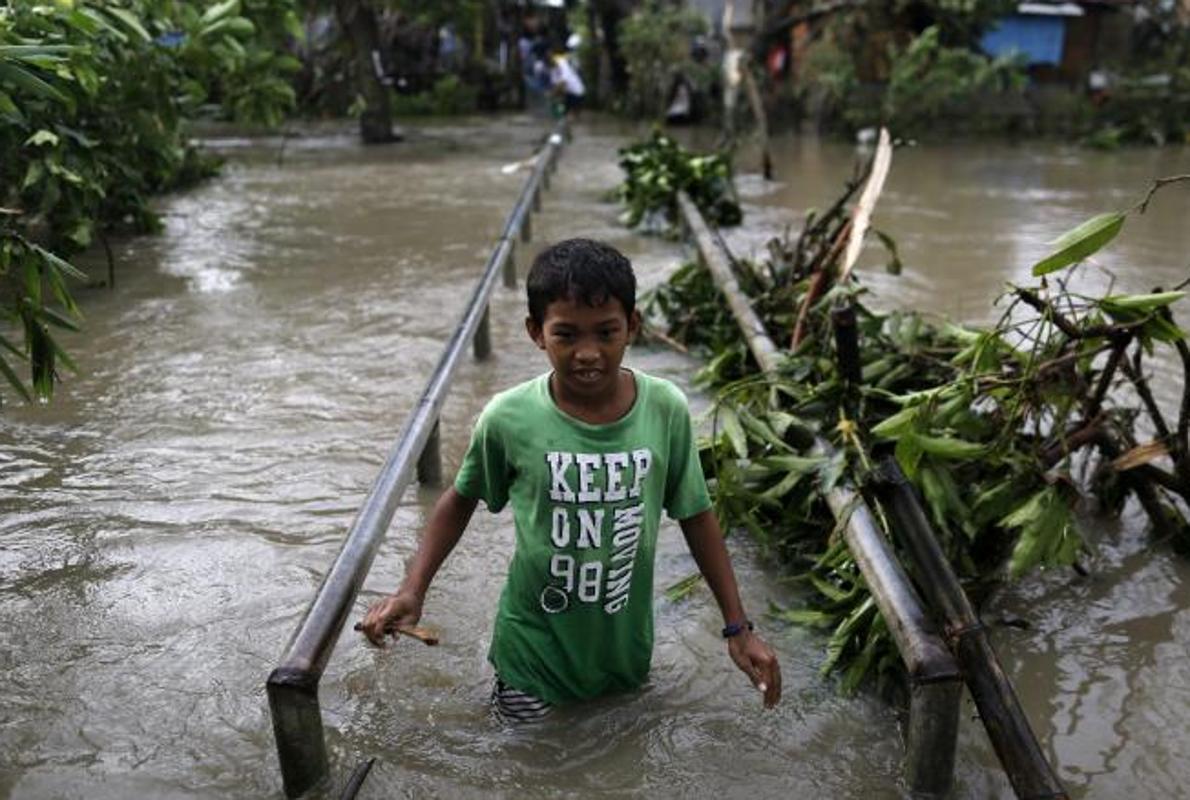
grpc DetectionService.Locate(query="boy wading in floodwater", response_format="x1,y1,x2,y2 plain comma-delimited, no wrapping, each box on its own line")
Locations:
361,239,781,721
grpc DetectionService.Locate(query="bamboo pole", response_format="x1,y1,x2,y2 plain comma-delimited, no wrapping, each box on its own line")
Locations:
875,458,1069,800
677,193,781,373
677,190,961,798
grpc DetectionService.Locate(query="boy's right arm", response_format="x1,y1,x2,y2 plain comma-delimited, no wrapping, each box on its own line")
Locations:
359,486,479,647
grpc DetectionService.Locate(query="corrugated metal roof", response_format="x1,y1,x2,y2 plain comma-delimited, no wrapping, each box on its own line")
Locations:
1019,2,1084,15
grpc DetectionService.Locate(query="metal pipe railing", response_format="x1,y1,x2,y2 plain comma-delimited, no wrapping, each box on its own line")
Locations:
267,121,567,799
676,191,962,798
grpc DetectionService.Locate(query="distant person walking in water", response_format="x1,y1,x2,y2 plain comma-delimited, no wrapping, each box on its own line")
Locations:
360,239,782,722
549,40,585,118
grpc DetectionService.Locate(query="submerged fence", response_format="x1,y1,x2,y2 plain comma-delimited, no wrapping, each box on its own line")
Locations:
266,121,568,799
677,192,961,797
676,191,1067,800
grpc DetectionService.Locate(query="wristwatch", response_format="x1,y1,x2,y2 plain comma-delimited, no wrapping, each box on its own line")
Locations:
721,619,754,638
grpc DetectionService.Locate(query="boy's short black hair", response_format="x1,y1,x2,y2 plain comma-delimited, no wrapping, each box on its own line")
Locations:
526,238,636,326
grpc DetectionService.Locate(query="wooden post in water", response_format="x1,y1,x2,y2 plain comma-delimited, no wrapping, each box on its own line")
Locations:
740,67,773,180
474,304,492,360
417,420,442,485
533,185,542,212
722,0,773,180
875,459,1069,799
521,212,532,243
821,471,961,800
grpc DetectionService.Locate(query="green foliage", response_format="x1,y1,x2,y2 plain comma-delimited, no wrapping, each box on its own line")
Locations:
796,6,1034,137
882,26,1026,136
389,74,477,116
800,38,859,123
0,0,300,404
792,2,1186,145
638,142,1190,691
1098,80,1178,149
617,1,713,119
1031,212,1125,276
0,231,85,403
617,131,741,232
1088,67,1190,147
903,0,1017,46
1001,486,1079,578
387,0,484,40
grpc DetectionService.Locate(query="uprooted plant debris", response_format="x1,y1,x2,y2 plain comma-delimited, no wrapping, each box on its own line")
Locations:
617,130,742,232
627,145,1190,693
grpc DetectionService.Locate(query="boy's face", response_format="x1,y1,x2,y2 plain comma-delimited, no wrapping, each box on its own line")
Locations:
526,294,640,402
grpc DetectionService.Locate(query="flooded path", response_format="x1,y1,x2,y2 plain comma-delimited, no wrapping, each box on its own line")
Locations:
0,116,1186,799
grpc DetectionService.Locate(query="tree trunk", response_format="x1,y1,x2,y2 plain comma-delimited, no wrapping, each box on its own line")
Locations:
333,0,398,144
593,0,631,95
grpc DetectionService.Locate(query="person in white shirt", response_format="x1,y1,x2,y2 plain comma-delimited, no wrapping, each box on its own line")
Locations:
549,47,585,117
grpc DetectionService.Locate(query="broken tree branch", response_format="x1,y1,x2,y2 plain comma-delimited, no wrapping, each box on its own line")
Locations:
1135,174,1190,215
839,128,893,284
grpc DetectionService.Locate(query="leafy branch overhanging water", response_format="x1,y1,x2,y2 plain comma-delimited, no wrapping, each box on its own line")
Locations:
621,136,1190,691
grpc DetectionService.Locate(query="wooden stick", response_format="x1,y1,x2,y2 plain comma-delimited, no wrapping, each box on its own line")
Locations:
791,219,851,348
739,64,773,180
353,621,440,646
640,323,689,354
838,127,893,284
875,459,1069,800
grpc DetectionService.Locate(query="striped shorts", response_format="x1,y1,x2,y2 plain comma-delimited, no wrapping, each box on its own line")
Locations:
491,677,551,723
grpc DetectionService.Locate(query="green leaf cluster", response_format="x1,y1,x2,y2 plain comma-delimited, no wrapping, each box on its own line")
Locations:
883,26,1027,136
617,131,741,232
0,0,300,404
0,232,83,403
617,0,714,120
642,145,1190,693
389,74,478,117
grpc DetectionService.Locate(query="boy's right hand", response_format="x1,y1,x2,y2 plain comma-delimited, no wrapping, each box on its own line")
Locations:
359,590,423,647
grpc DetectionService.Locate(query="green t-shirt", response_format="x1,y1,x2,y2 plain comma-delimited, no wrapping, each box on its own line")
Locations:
455,369,712,705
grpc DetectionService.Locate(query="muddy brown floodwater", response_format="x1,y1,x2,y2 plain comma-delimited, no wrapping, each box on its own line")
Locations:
0,116,1186,799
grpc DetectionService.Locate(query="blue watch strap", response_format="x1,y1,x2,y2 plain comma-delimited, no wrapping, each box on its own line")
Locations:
721,620,754,638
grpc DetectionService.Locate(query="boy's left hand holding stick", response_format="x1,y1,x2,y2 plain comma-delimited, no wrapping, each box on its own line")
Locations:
358,488,479,649
357,590,431,646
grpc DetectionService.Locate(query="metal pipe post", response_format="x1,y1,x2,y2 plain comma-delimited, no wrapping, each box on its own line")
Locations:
503,240,517,288
474,304,492,360
677,193,781,372
821,465,962,800
417,420,442,485
267,670,329,798
266,121,568,798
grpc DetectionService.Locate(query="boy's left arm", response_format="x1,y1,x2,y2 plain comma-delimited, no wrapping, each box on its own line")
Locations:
679,508,782,708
